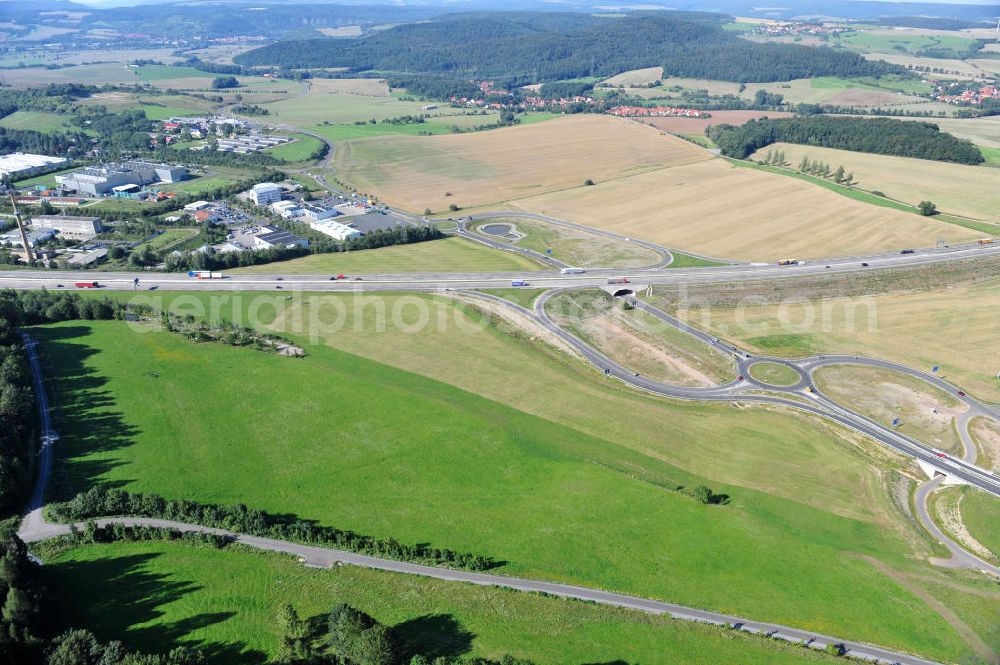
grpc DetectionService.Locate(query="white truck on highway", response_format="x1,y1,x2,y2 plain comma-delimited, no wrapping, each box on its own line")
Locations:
560,267,585,274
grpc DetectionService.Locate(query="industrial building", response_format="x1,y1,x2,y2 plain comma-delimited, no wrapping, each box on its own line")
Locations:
250,183,283,206
309,219,362,241
0,153,67,180
254,227,309,249
0,228,57,248
55,161,187,196
272,200,304,218
183,200,212,212
301,202,339,222
30,215,104,239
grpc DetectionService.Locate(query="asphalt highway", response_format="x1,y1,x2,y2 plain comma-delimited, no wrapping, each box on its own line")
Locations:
3,236,1000,294
14,330,947,665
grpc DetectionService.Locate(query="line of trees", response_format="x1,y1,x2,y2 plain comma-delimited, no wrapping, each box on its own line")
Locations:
51,487,502,571
0,317,34,515
708,116,985,164
163,225,445,273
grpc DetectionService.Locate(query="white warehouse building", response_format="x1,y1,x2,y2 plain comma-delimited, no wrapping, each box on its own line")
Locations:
310,220,362,241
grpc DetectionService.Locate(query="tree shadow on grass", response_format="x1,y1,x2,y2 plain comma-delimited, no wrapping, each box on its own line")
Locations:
46,550,267,664
393,613,475,662
30,325,143,502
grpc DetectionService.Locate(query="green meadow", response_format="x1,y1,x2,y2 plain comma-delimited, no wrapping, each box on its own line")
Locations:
40,540,847,665
30,308,987,662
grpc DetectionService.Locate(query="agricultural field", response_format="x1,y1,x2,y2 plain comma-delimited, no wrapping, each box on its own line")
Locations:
332,115,712,212
306,77,391,96
861,53,982,79
0,63,137,87
739,77,927,107
33,301,1000,663
749,143,1000,220
265,134,324,162
470,216,663,268
41,540,849,665
230,237,543,274
545,289,735,386
678,274,1000,402
309,112,516,142
812,365,966,453
261,90,436,125
600,66,664,87
893,115,1000,149
831,29,982,56
640,110,793,135
0,110,77,133
510,156,975,261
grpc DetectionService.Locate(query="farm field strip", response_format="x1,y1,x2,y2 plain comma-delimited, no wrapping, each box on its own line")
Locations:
749,143,1000,221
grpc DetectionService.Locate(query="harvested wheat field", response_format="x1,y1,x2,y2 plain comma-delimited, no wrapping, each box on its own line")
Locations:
641,110,793,134
511,157,976,260
750,143,1000,221
332,115,712,211
306,77,390,96
601,66,664,87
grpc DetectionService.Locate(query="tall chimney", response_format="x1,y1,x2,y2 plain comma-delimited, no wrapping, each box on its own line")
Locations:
8,192,34,264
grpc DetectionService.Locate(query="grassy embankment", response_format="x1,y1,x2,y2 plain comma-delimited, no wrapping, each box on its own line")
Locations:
39,539,849,665
31,294,995,662
230,237,544,274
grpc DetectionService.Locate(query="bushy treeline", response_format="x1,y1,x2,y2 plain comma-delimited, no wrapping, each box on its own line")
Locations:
51,487,501,571
0,521,46,661
0,319,34,516
708,116,985,164
537,81,594,99
164,224,445,273
385,75,482,101
277,601,536,665
235,12,906,84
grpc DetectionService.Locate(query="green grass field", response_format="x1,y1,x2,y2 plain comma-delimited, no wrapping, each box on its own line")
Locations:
667,251,730,268
748,361,800,387
40,540,846,665
265,134,324,162
135,65,216,82
137,228,200,253
832,30,981,55
161,175,237,195
960,490,1000,562
0,110,77,133
309,113,556,142
230,238,543,274
140,104,205,121
982,146,1000,166
30,305,987,662
13,166,79,189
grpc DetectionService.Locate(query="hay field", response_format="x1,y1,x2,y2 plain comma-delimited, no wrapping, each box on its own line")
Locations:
601,66,664,86
740,77,925,106
333,115,712,212
862,53,980,78
893,116,1000,149
317,25,363,37
685,276,1000,402
641,110,793,134
307,77,390,96
750,143,1000,220
510,157,976,260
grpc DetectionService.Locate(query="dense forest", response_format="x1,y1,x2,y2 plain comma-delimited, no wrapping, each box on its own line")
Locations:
708,116,985,164
236,12,906,84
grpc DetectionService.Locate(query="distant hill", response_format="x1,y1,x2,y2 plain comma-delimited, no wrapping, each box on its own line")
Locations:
235,11,908,84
